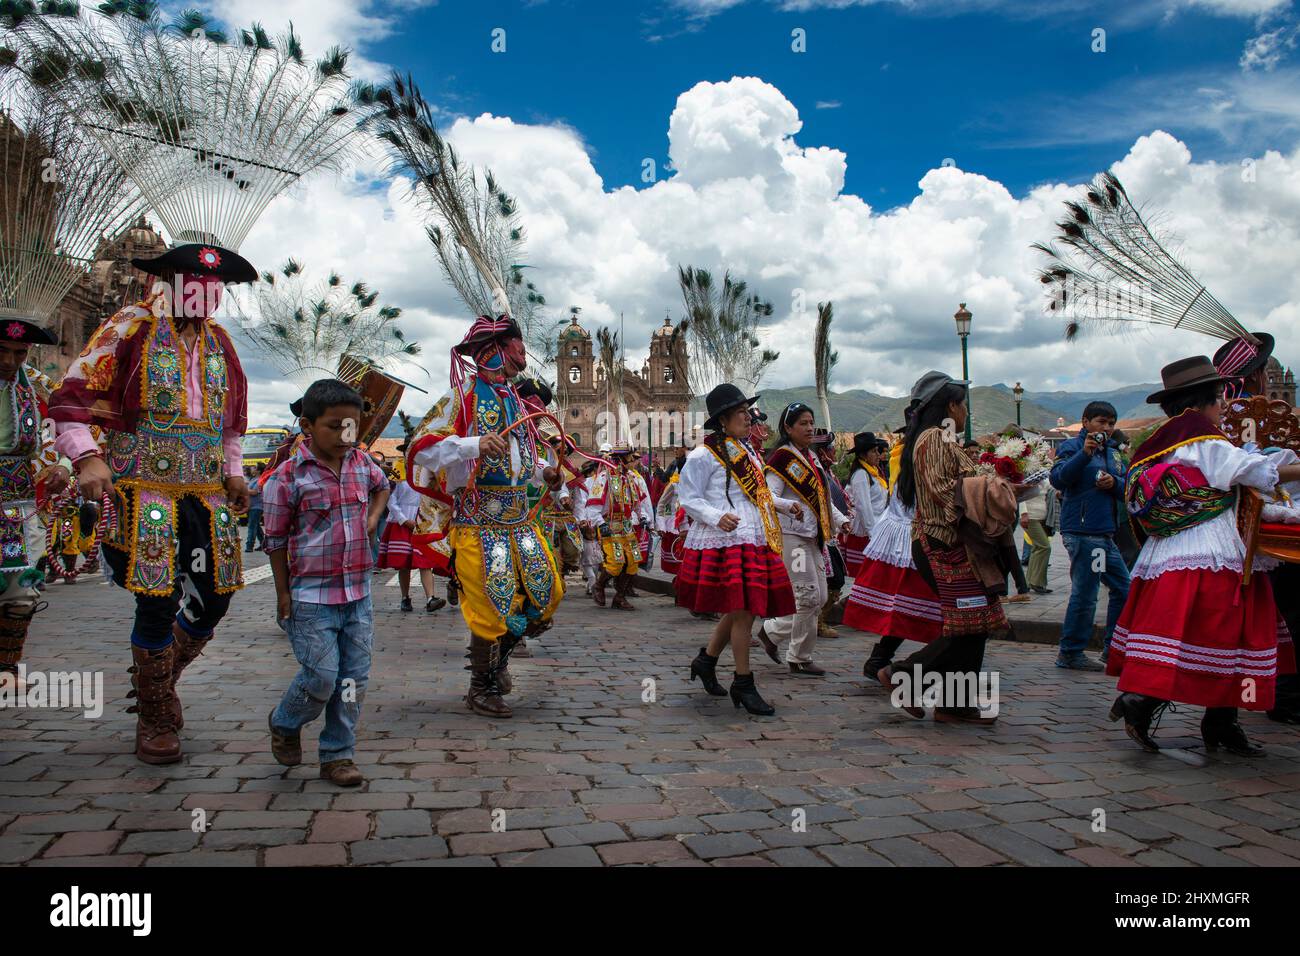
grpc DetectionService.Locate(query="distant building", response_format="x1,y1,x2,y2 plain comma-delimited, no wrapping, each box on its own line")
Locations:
1265,356,1296,406
555,314,692,464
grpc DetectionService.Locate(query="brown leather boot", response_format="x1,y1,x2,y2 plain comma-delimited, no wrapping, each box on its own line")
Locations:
611,574,635,611
592,570,612,607
127,645,182,765
465,636,512,718
817,604,840,639
0,613,33,692
168,621,212,731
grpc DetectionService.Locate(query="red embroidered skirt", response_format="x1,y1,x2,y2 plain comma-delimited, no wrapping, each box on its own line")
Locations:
660,531,683,576
378,523,437,570
1107,568,1285,710
842,558,941,643
842,533,869,578
675,543,795,617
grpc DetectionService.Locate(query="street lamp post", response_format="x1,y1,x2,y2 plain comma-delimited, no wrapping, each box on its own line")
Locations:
954,303,973,442
1013,381,1024,429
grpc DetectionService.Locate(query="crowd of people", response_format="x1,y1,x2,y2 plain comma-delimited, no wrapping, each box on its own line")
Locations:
6,258,1300,787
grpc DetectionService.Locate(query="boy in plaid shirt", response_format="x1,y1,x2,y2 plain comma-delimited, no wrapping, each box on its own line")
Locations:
263,379,390,787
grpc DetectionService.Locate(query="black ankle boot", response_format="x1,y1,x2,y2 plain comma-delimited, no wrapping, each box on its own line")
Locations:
1108,693,1169,752
1202,707,1264,757
729,672,775,716
689,648,727,697
863,637,903,680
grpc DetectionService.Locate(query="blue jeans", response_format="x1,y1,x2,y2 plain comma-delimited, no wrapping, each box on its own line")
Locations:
272,595,373,762
245,507,263,548
1061,533,1130,657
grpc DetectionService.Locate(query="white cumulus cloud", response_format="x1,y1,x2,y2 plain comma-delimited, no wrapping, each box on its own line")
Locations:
230,75,1300,430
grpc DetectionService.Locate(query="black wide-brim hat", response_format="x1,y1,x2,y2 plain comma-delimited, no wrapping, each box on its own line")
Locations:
1146,356,1231,405
854,431,881,455
453,316,524,355
704,383,759,431
516,376,553,407
0,315,58,346
1213,332,1274,381
132,243,257,284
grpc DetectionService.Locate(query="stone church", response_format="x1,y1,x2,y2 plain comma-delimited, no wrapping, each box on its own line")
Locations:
555,314,693,464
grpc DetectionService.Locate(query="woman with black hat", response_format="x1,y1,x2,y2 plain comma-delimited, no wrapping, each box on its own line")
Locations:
758,403,850,676
1107,356,1300,755
844,432,888,577
678,384,802,715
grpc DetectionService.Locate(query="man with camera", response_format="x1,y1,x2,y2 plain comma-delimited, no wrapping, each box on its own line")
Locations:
1049,401,1131,671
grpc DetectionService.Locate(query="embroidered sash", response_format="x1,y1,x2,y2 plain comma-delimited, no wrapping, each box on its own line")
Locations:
766,446,832,544
703,434,783,555
1127,411,1238,543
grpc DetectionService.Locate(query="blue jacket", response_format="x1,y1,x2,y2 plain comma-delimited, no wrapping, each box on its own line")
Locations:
1049,428,1127,535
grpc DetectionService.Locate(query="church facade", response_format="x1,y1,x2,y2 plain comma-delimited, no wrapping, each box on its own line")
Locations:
555,315,694,464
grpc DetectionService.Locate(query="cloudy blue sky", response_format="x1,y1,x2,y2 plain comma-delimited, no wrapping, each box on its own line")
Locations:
193,0,1300,425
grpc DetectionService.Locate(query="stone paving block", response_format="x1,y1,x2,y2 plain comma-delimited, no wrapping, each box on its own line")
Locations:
627,815,707,839
448,830,548,856
265,843,347,867
348,836,450,865
119,831,202,855
817,843,894,867
963,826,1083,866
915,831,1008,866
829,816,931,842
597,840,693,865
499,846,603,866
682,832,765,860
309,811,372,844
374,809,434,838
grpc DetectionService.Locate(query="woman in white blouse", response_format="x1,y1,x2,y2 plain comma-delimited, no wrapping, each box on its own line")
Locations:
844,431,889,577
1109,357,1300,755
677,385,803,715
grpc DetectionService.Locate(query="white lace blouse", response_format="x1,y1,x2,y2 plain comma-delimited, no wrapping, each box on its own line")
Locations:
677,445,799,551
1131,437,1280,580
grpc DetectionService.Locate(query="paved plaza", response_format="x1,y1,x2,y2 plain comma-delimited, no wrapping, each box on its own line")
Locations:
3,551,1300,868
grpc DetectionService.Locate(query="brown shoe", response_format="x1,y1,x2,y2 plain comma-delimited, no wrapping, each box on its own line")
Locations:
320,759,364,787
756,626,781,664
788,661,826,677
127,645,182,765
934,707,998,725
269,710,302,766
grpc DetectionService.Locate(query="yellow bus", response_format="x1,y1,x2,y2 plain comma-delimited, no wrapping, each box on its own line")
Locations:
241,427,292,471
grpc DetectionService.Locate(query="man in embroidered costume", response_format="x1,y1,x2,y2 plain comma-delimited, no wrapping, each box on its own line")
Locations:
0,319,72,690
406,316,565,719
49,244,253,764
584,445,652,610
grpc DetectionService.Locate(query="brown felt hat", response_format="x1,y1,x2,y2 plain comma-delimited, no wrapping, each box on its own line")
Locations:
1145,356,1230,405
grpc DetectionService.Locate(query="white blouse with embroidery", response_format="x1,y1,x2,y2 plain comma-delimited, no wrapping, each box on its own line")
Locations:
678,444,798,551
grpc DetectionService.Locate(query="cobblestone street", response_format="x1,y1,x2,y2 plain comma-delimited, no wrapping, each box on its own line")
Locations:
4,555,1300,868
